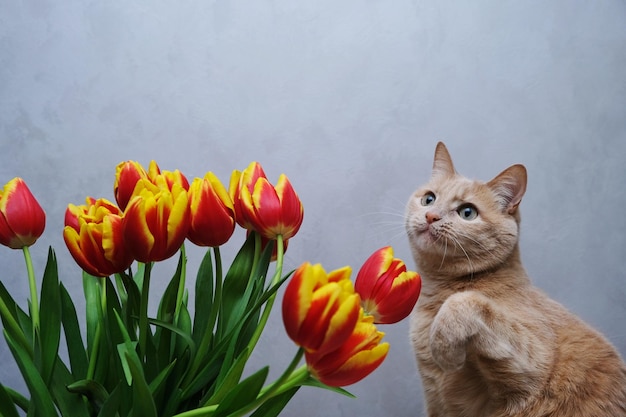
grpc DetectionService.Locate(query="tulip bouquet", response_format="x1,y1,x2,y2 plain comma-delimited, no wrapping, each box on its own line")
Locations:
0,160,421,417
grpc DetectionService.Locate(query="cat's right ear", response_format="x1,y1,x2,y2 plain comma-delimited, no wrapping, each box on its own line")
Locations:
432,142,456,179
487,164,527,215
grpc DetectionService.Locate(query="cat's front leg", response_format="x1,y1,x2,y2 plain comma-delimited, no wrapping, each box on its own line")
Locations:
429,291,506,372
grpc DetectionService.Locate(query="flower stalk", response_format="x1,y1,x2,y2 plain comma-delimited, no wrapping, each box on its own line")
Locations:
22,246,39,335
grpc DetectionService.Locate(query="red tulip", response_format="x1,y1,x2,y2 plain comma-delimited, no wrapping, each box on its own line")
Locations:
187,173,235,247
63,197,133,277
282,262,361,355
0,178,46,249
305,312,389,387
230,162,304,240
354,246,421,324
114,160,189,211
114,161,149,211
122,178,190,262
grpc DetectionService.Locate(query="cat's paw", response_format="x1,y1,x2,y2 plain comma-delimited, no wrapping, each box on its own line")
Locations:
429,292,479,371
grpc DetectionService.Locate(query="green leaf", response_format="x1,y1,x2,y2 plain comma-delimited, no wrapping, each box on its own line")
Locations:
4,330,58,417
117,272,141,332
213,366,269,417
192,249,213,345
113,309,141,386
3,386,28,413
83,272,101,354
204,348,249,407
125,351,157,417
155,252,185,372
179,351,223,401
0,281,30,355
217,234,256,338
248,386,300,417
148,317,196,360
96,384,121,417
301,375,355,398
66,379,109,411
60,284,88,380
49,362,91,417
37,247,61,385
157,250,185,325
147,359,177,397
0,383,20,417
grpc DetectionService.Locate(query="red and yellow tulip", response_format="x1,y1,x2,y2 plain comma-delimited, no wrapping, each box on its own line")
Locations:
230,162,304,240
354,246,421,324
0,178,46,249
114,160,189,211
305,312,389,387
122,178,190,263
282,262,361,355
187,173,235,247
63,197,133,277
114,161,149,211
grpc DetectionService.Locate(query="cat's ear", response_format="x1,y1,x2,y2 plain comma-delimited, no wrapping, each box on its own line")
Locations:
487,164,527,214
432,142,456,179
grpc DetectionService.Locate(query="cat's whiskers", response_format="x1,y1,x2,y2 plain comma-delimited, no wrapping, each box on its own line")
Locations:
448,233,475,279
455,230,496,258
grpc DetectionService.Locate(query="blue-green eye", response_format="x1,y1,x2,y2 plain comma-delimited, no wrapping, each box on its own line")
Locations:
421,192,436,206
457,204,478,220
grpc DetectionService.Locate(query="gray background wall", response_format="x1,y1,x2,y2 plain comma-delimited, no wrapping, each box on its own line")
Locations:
1,1,625,416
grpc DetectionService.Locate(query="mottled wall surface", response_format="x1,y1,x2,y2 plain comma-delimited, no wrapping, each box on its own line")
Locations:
1,1,625,415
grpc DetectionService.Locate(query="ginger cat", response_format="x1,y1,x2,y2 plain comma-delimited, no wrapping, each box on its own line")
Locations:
406,142,626,417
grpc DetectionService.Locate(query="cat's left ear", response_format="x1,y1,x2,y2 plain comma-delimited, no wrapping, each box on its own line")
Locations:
487,164,527,214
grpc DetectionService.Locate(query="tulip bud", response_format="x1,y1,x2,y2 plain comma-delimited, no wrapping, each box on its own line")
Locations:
0,178,46,249
354,246,421,324
63,197,133,277
231,162,304,240
282,263,361,355
187,173,235,247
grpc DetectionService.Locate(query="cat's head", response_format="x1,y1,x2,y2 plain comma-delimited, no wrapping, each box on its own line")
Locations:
405,142,527,279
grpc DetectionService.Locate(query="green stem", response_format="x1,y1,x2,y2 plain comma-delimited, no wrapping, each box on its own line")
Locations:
139,262,153,361
174,244,187,325
22,246,39,336
245,234,284,357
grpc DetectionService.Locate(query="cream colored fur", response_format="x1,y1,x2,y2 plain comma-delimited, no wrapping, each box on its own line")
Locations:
406,142,626,417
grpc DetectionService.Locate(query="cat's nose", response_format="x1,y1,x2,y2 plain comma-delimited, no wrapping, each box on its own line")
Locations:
425,211,441,224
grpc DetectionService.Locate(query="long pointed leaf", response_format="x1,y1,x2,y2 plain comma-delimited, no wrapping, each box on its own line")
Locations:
49,362,91,417
248,386,300,417
204,348,249,407
125,351,157,417
0,383,20,417
0,282,30,355
192,249,214,344
37,247,61,385
217,235,255,338
59,284,88,380
213,366,268,417
96,383,121,417
4,330,58,417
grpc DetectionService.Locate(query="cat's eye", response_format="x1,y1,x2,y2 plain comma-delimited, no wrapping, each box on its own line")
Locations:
421,192,436,206
457,204,478,221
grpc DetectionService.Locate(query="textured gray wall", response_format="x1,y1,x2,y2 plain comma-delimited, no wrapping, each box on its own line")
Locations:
1,1,626,416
